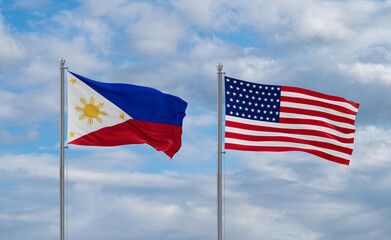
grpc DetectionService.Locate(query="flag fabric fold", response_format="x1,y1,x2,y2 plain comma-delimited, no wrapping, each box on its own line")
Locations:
67,71,187,158
224,76,359,165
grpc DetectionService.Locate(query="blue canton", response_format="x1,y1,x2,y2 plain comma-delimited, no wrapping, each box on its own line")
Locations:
225,77,281,122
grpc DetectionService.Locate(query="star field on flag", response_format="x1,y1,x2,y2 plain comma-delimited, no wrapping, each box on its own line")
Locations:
225,77,281,122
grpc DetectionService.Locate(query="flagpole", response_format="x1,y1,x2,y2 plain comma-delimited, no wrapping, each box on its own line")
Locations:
217,63,223,240
59,58,66,240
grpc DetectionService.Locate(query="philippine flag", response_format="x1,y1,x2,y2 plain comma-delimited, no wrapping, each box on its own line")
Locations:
67,71,187,158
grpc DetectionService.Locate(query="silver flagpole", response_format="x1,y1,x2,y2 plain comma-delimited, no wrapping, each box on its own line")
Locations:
59,58,66,240
217,63,223,240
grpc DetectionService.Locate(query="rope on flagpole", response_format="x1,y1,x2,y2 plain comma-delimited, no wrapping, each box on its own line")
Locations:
223,151,226,240
222,72,226,240
64,67,69,240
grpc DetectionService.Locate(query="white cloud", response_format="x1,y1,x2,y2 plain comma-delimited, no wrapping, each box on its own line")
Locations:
172,0,239,30
232,151,353,193
0,209,56,223
226,202,323,240
223,55,281,84
10,0,50,9
23,34,110,81
0,129,39,144
0,87,58,124
2,141,391,240
184,112,216,128
0,151,205,189
0,153,58,179
0,15,25,64
269,1,354,43
64,185,216,240
178,110,217,164
231,125,391,189
51,10,114,56
0,150,217,239
68,170,188,189
72,0,189,56
352,126,391,168
173,0,216,26
0,22,112,125
175,0,389,51
126,13,187,56
339,62,391,85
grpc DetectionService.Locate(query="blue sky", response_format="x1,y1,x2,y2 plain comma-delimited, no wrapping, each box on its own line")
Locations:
1,0,391,239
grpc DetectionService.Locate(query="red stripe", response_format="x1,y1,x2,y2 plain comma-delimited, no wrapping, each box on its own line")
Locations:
280,106,356,125
69,119,183,158
281,96,357,115
279,117,355,134
225,132,353,155
225,120,354,144
282,86,359,109
225,143,350,165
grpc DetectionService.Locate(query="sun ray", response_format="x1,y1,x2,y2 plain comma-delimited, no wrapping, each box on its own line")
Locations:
97,102,104,108
89,96,95,104
75,106,83,112
80,98,87,105
88,118,93,125
79,114,87,120
96,116,103,123
100,111,108,116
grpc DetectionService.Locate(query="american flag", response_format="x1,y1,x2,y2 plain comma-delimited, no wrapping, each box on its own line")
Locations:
224,76,359,165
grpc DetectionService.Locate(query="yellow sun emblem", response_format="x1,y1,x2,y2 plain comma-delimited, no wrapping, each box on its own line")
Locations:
75,96,108,125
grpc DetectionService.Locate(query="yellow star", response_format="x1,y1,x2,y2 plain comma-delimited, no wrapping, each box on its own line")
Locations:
69,78,77,84
119,113,126,120
69,131,75,138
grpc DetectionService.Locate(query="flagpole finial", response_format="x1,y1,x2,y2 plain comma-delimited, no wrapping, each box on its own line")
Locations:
217,63,223,72
59,58,65,66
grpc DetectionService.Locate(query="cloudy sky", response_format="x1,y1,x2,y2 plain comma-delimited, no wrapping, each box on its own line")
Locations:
1,0,391,239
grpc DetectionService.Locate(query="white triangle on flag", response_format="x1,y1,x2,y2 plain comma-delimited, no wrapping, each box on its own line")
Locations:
67,72,132,143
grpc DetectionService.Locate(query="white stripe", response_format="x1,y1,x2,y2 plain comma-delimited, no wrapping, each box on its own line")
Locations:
281,91,359,112
225,126,354,149
225,116,354,139
225,138,351,160
280,101,357,120
280,112,356,130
